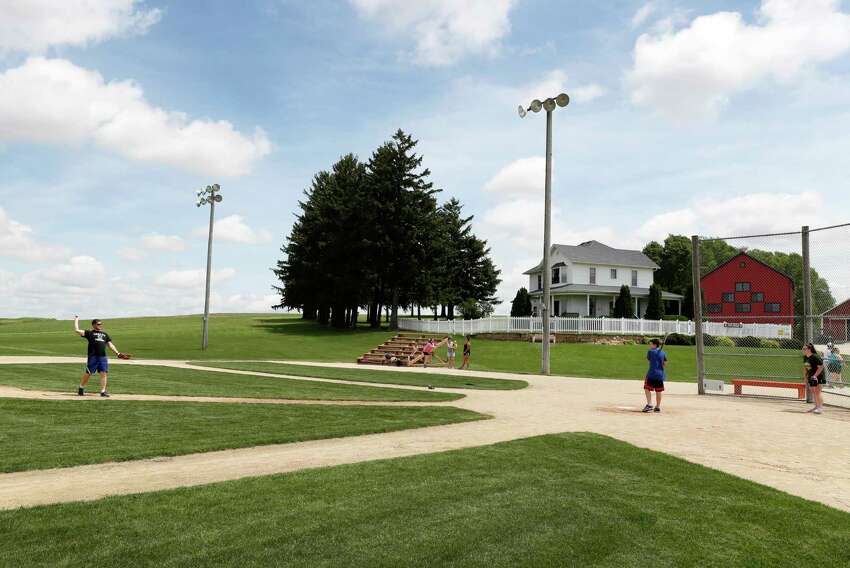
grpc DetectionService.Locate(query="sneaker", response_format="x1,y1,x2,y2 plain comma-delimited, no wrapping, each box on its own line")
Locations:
653,407,661,413
813,408,822,414
77,387,84,396
100,391,110,398
806,407,817,413
642,404,653,413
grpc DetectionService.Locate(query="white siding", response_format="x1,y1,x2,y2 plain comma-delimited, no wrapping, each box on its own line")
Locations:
571,263,654,287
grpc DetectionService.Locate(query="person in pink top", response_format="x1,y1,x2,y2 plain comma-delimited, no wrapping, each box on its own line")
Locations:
422,338,435,367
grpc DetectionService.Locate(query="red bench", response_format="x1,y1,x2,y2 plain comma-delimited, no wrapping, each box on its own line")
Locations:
731,379,806,399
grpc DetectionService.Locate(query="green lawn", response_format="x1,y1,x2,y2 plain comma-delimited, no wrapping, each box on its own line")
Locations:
194,362,527,390
2,433,847,567
0,364,461,402
0,315,805,383
0,399,482,473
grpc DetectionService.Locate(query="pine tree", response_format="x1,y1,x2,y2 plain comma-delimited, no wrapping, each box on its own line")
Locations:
510,288,533,317
614,285,635,318
645,283,665,320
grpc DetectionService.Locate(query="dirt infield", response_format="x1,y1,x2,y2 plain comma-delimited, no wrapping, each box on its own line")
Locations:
1,356,849,512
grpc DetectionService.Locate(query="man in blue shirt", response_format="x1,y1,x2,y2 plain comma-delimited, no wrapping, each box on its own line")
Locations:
643,338,667,413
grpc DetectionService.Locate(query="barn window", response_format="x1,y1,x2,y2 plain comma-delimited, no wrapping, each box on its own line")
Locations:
722,292,734,302
707,304,721,313
735,282,751,292
765,303,781,313
739,261,746,268
752,292,764,302
735,303,751,313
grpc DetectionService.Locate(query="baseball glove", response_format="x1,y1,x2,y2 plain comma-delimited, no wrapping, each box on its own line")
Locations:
117,352,132,360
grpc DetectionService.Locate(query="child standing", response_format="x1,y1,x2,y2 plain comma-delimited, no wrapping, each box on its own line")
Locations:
643,338,667,413
460,336,471,370
446,337,456,368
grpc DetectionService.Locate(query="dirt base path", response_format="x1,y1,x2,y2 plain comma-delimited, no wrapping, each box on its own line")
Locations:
1,357,849,512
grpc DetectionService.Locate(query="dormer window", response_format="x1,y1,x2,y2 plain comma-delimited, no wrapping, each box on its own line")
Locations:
537,274,542,290
552,267,560,284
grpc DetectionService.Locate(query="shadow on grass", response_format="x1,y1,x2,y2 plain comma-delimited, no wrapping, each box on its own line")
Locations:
251,318,397,336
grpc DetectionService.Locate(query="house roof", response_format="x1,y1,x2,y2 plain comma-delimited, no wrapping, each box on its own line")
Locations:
700,251,795,286
523,240,659,274
528,283,684,300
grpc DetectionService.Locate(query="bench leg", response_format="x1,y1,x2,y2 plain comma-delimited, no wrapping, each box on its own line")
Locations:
734,384,742,395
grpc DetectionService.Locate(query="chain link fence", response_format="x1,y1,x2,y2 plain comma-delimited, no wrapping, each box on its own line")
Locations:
693,223,849,404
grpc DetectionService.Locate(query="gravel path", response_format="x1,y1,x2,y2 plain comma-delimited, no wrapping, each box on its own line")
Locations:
1,356,848,513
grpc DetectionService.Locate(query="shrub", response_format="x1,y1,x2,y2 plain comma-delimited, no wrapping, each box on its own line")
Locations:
760,339,780,349
778,338,803,350
664,333,694,346
662,315,689,321
733,336,763,348
703,334,718,347
714,336,735,347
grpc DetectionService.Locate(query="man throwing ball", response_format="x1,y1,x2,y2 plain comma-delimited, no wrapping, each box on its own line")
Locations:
74,316,127,397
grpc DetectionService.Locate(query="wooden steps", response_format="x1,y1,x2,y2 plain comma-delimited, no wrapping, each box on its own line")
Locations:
357,333,449,367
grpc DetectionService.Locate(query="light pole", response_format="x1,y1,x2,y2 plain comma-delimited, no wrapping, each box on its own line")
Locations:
196,184,222,350
519,93,569,375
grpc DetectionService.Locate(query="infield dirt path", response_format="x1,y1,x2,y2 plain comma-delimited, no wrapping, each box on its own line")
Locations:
1,356,849,512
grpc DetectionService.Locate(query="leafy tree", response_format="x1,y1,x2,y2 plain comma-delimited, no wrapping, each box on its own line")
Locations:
645,283,665,320
613,285,634,318
510,288,533,317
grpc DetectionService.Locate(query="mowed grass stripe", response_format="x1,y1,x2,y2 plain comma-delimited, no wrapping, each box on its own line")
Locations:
193,362,528,390
0,364,461,402
0,399,483,473
1,433,847,567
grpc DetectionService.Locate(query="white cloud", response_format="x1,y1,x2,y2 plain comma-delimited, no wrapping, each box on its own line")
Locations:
515,70,606,107
117,247,145,260
154,267,236,289
636,191,824,242
0,0,161,54
631,2,656,29
0,57,271,177
43,256,106,288
628,0,850,120
349,0,516,65
483,157,545,197
194,214,273,244
0,207,68,262
141,233,186,251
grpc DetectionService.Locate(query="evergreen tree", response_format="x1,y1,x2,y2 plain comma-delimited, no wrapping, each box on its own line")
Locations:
645,283,665,320
510,288,533,317
614,285,635,318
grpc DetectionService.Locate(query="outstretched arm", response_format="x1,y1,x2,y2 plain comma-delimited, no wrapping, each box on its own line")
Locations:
107,342,121,356
73,316,85,337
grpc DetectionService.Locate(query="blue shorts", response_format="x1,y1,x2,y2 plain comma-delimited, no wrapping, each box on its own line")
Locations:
86,356,109,374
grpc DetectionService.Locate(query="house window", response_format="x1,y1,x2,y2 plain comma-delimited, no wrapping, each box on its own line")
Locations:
735,303,751,313
537,274,542,290
551,267,560,284
631,270,638,286
752,292,764,302
590,267,596,284
610,268,617,280
707,304,721,313
765,303,781,313
722,292,735,302
735,282,751,292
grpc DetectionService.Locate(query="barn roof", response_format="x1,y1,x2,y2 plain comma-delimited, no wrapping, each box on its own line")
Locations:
822,297,850,316
701,251,795,286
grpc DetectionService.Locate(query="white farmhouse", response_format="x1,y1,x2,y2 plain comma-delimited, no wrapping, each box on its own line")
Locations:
523,240,683,318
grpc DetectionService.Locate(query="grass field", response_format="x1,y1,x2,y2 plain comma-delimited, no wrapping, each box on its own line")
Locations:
194,361,528,389
0,364,462,402
0,398,482,473
2,433,847,567
0,314,806,383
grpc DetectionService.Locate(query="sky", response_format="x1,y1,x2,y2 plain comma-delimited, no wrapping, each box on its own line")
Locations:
2,0,850,319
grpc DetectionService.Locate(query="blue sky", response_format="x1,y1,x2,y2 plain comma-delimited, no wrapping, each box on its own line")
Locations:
2,0,850,318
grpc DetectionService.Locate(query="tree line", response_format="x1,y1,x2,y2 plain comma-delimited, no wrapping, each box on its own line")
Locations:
273,130,501,329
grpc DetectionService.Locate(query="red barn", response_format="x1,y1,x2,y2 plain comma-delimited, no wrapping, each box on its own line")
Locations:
822,299,850,342
701,252,795,325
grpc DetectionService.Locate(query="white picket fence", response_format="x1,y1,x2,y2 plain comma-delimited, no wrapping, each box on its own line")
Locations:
399,316,792,339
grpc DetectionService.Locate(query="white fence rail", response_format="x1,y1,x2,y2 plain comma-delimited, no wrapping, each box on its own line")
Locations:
399,316,792,339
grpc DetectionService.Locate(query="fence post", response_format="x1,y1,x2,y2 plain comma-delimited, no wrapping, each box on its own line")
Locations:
692,235,706,395
802,226,814,403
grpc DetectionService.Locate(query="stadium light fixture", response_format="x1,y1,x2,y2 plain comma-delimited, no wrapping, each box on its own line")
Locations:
517,92,569,376
195,183,223,350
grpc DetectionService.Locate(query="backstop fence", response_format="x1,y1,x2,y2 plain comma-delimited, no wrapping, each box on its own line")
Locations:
693,223,850,404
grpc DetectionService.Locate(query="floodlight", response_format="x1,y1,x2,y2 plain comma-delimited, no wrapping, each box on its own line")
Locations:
518,105,527,118
529,99,542,113
196,201,203,207
543,98,556,112
555,93,569,107
214,194,223,202
196,189,204,197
